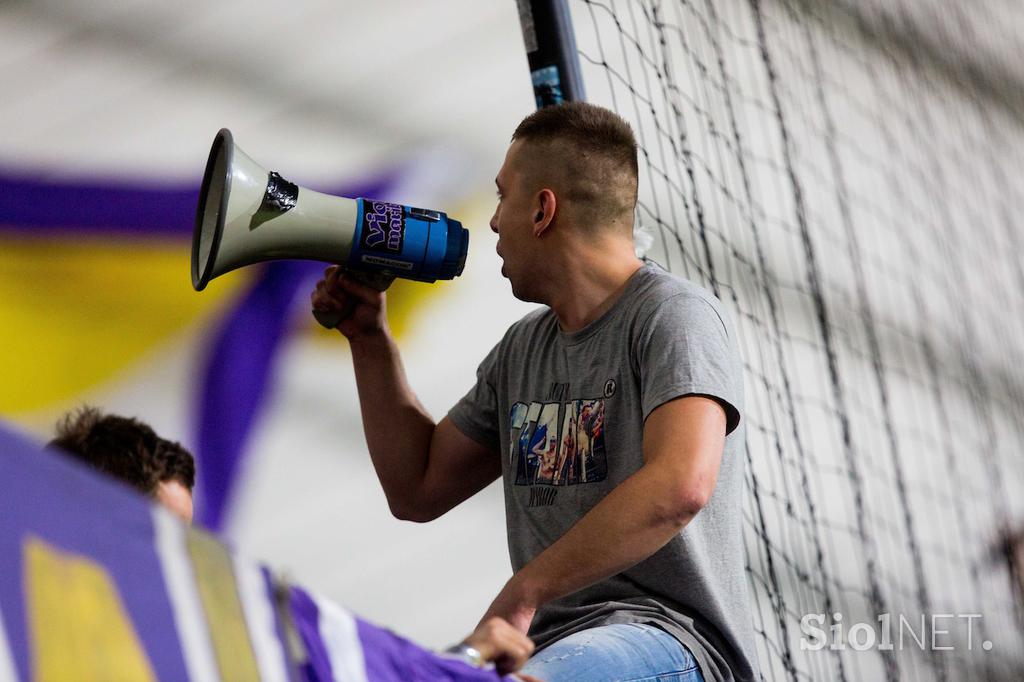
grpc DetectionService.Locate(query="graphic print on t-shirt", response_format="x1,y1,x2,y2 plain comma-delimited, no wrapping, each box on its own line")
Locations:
509,397,607,486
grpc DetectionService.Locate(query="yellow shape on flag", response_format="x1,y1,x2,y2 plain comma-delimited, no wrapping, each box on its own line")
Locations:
385,277,452,339
0,235,248,414
24,536,157,682
184,528,261,681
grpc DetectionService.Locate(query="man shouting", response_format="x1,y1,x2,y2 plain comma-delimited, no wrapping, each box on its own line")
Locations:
312,102,759,682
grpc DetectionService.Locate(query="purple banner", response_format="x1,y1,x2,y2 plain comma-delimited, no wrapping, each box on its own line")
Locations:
0,422,515,682
0,423,190,681
0,172,198,237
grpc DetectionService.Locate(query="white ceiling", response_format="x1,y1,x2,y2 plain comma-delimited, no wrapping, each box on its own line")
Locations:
2,0,1019,183
0,0,535,186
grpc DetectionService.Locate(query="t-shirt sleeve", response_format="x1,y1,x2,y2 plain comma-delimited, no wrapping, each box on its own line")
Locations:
636,293,742,435
447,341,502,452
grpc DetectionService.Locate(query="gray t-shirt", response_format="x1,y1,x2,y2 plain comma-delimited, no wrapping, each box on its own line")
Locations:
448,264,759,681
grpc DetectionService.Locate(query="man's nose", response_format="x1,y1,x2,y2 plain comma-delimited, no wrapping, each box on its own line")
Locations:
489,211,499,234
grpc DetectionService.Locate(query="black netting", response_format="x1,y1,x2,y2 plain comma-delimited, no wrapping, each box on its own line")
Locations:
568,1,1024,679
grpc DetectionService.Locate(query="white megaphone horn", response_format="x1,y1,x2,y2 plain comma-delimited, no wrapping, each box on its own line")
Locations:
192,129,469,327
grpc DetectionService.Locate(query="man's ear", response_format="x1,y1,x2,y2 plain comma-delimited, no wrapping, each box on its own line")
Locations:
533,188,557,237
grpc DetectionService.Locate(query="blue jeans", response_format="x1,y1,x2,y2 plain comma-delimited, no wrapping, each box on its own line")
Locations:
519,623,705,682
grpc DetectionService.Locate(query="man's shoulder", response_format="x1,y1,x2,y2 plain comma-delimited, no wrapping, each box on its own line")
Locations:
508,305,555,335
492,305,556,352
632,264,727,327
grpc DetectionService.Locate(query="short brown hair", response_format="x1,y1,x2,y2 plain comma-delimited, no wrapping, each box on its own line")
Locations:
49,406,195,495
512,102,638,227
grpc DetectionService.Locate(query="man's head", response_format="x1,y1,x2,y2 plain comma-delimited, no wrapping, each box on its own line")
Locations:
49,406,195,523
491,102,638,300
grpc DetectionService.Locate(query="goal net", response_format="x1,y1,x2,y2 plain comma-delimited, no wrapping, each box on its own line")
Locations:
529,1,1024,679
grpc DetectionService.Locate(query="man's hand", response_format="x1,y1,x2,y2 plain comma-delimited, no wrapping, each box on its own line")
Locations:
478,576,538,636
310,266,387,340
461,617,539,677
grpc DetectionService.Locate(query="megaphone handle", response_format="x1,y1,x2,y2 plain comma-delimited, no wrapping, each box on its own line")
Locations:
314,269,396,330
313,305,351,330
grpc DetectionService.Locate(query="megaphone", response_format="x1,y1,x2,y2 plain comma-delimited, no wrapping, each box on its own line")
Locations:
192,128,469,327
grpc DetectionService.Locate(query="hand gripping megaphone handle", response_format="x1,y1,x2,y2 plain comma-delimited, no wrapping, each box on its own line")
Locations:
313,269,396,329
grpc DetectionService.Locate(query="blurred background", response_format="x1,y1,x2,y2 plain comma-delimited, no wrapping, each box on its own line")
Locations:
0,0,537,649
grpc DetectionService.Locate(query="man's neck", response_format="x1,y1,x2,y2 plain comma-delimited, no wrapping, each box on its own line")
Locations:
544,246,644,333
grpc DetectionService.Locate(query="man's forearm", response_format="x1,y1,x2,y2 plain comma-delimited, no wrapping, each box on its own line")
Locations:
348,330,435,513
513,463,700,607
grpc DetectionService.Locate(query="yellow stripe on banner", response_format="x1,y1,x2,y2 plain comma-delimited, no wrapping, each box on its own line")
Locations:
384,277,450,340
184,528,262,681
0,234,249,414
24,536,157,682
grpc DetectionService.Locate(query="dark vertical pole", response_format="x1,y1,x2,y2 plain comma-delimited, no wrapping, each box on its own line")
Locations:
516,0,586,107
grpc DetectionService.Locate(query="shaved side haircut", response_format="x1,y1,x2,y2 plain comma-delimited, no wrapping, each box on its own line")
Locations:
512,102,638,230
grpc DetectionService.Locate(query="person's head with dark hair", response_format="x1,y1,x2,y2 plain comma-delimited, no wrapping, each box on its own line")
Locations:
49,406,195,523
511,101,638,225
491,102,640,305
